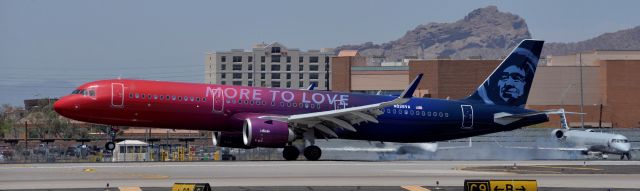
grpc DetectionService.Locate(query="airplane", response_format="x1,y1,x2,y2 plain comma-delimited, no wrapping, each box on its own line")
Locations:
497,109,637,160
55,39,557,161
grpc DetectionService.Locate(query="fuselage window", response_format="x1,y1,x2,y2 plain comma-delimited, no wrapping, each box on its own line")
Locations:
404,110,408,115
89,89,96,97
304,103,309,108
160,95,164,100
439,112,443,117
129,93,133,98
280,102,285,107
178,96,182,101
445,113,449,117
410,110,414,115
244,100,248,104
311,104,315,108
141,94,145,99
196,97,200,102
250,100,254,105
154,95,158,100
183,96,188,101
393,109,397,114
299,103,304,108
427,111,432,117
172,96,177,101
271,102,275,106
287,102,291,107
190,97,195,101
202,97,206,102
386,109,390,114
422,111,426,116
293,103,297,107
135,93,140,99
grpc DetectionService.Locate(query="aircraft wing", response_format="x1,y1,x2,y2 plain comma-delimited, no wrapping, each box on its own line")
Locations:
261,74,422,138
494,109,585,125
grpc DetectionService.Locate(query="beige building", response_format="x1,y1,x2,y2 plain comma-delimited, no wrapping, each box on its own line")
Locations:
205,42,334,90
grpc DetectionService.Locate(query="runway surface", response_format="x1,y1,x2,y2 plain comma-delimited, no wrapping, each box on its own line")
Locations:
1,160,639,190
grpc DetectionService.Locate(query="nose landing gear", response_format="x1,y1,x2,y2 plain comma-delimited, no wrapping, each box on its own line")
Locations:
104,126,119,151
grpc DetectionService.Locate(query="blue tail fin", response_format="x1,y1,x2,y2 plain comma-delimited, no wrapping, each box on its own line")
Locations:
464,39,544,108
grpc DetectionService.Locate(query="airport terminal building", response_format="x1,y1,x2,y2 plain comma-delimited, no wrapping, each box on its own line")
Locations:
205,42,334,90
331,50,640,128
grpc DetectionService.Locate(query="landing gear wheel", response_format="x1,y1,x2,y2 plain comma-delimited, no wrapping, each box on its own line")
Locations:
282,146,300,161
105,142,116,151
303,145,322,161
622,153,632,160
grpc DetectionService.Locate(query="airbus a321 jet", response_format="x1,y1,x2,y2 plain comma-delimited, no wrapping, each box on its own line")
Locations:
55,39,558,161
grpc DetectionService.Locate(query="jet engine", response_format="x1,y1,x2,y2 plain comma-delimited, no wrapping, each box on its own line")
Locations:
212,131,255,149
551,129,565,139
242,117,295,148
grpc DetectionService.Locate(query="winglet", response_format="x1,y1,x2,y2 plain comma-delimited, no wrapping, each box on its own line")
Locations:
398,73,423,99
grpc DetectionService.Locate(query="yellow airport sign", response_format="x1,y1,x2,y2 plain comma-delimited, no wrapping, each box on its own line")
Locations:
465,180,537,191
171,183,212,191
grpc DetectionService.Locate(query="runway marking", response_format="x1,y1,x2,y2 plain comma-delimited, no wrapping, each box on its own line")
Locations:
82,168,95,173
401,185,431,191
118,187,142,191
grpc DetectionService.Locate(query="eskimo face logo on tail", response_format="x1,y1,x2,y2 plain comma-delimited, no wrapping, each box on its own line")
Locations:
479,47,538,107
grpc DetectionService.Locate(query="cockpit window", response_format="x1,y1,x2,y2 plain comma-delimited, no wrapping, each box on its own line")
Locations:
612,139,629,143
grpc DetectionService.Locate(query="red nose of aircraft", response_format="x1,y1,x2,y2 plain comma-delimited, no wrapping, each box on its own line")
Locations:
53,97,73,117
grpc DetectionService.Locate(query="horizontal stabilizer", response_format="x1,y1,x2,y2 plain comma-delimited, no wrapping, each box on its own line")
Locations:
494,109,585,125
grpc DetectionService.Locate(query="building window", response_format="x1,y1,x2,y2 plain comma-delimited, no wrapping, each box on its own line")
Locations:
261,64,265,71
271,47,281,53
261,73,265,79
286,56,291,63
299,81,305,87
286,65,291,71
220,64,226,71
286,73,291,79
248,81,253,86
299,74,304,79
221,56,226,62
299,65,304,71
233,73,242,79
232,81,242,86
310,73,319,79
271,55,281,63
272,73,281,79
325,56,330,64
248,56,253,62
233,64,242,71
272,81,280,87
299,56,304,63
248,64,253,70
271,65,280,71
221,73,226,78
248,73,253,79
233,56,242,62
286,81,291,88
310,56,319,63
221,81,226,85
261,56,265,63
309,65,319,71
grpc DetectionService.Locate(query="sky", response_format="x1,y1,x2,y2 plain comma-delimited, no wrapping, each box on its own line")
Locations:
1,0,639,106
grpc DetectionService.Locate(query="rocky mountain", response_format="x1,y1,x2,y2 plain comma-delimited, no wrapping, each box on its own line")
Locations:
336,6,532,61
542,26,640,56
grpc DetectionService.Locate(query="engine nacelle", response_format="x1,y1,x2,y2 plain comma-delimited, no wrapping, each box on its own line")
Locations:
212,131,255,149
552,129,565,139
242,117,295,148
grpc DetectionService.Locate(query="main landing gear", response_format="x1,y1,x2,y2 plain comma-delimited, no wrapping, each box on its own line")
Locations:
282,145,323,161
104,126,119,151
621,152,632,160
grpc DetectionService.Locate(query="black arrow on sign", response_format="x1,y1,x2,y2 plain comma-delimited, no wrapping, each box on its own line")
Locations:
515,186,526,191
494,186,504,191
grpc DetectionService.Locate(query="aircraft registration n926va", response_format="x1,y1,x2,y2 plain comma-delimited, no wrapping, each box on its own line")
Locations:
55,39,561,161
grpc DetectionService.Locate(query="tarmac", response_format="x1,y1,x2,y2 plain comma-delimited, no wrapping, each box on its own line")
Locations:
1,160,640,190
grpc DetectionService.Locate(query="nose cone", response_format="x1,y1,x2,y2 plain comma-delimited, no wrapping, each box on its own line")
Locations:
613,143,631,153
53,98,72,117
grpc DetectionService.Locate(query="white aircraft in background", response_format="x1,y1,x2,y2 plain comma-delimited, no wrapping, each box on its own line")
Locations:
499,109,637,160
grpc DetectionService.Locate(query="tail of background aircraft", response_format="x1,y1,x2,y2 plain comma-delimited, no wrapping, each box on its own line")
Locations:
464,39,544,108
